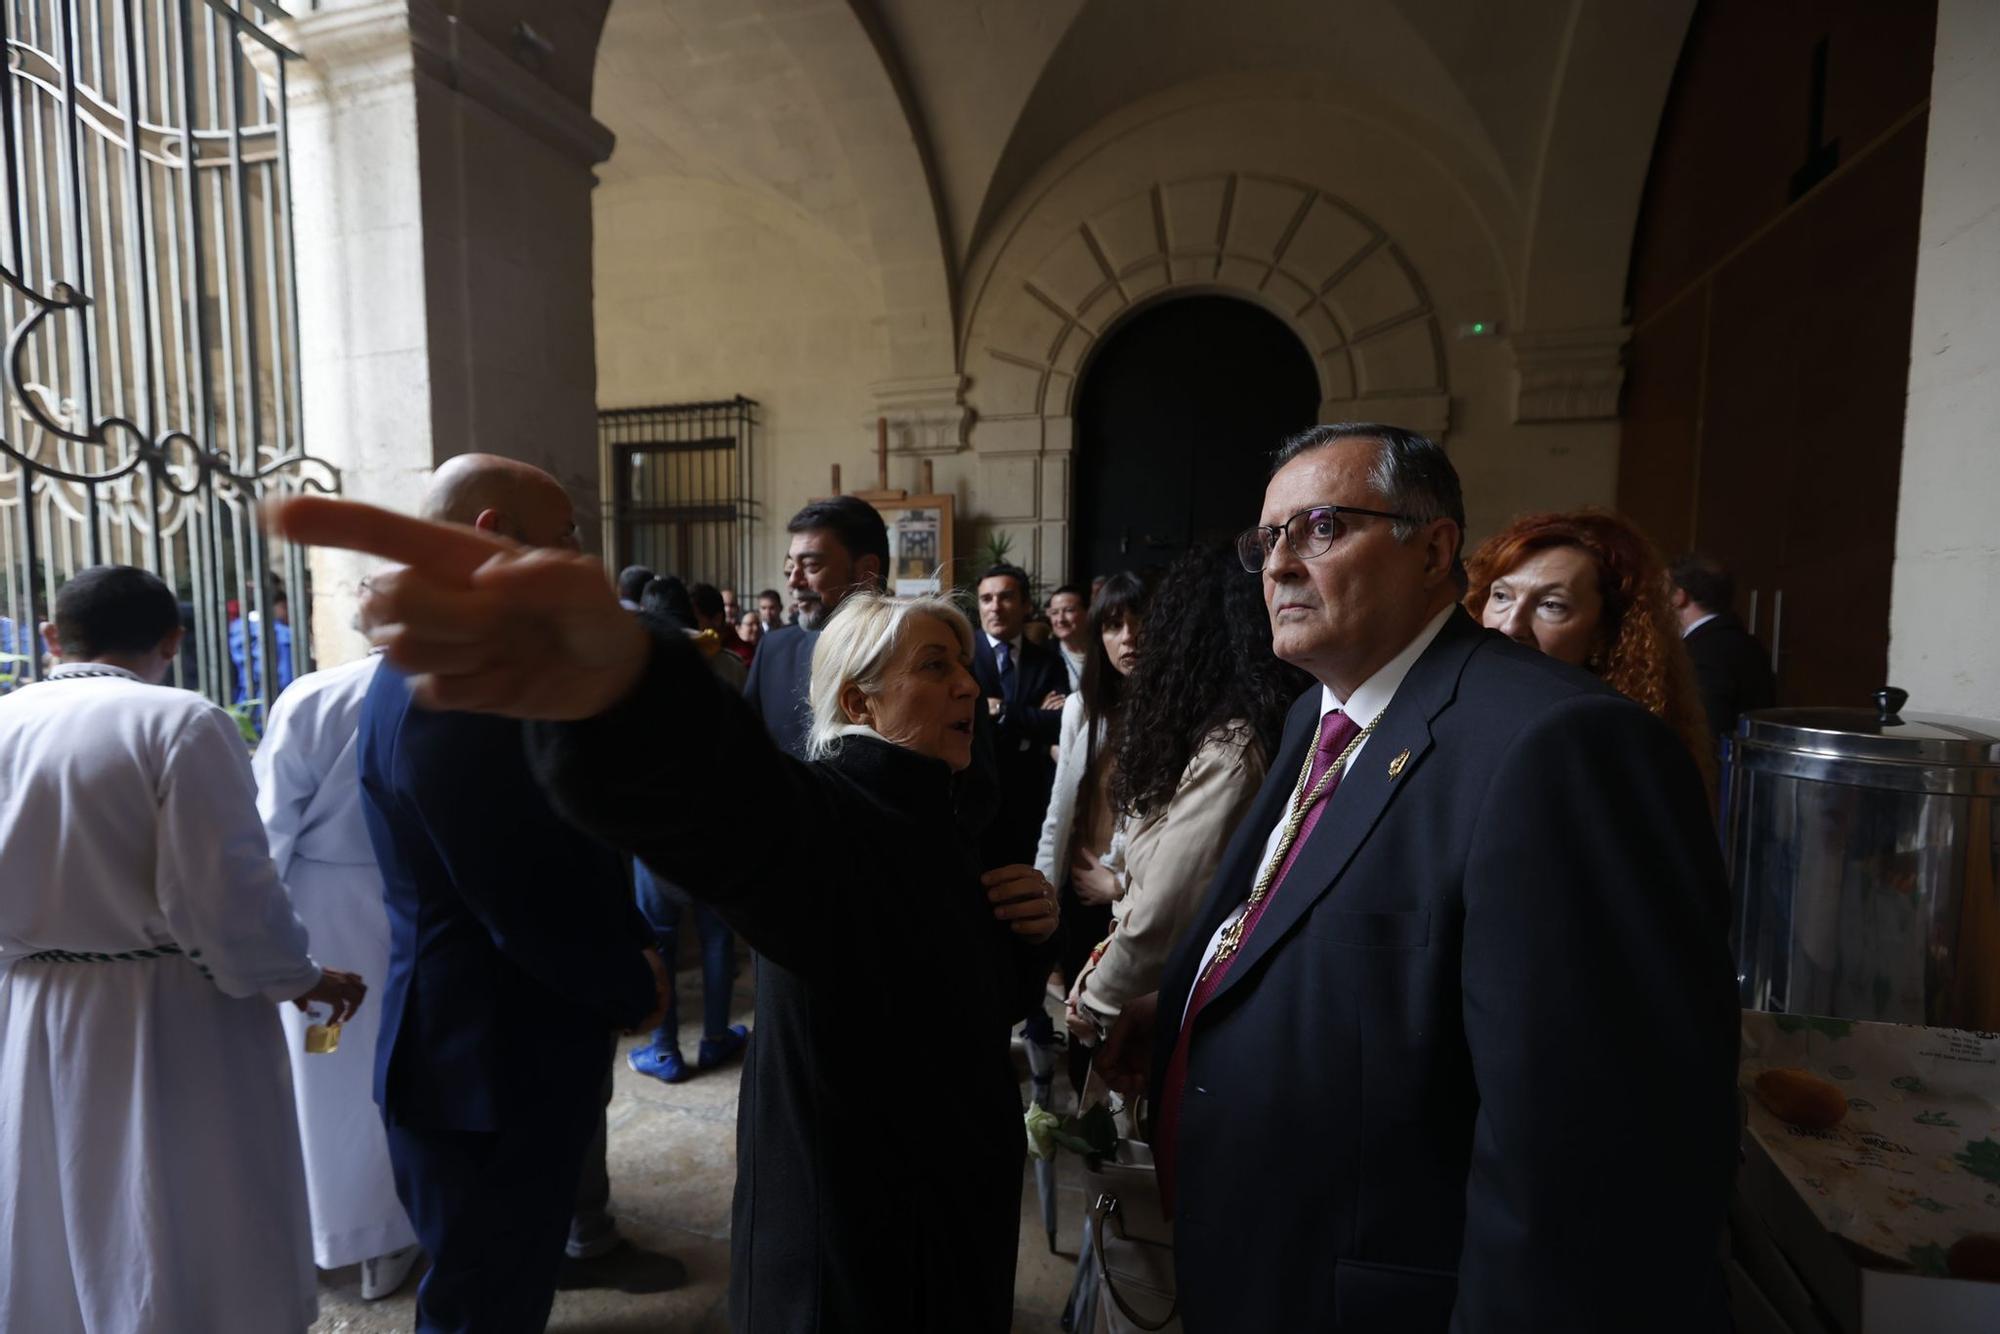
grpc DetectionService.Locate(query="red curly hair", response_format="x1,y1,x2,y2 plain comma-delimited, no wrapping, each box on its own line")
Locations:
1464,510,1715,789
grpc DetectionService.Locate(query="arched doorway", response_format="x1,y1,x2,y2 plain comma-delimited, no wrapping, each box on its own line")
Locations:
1072,295,1322,580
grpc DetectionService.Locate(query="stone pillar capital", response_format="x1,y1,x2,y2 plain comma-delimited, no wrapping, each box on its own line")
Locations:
1507,325,1630,423
867,374,971,455
278,0,613,166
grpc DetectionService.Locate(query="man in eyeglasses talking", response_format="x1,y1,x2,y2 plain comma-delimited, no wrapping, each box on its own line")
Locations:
1098,423,1738,1332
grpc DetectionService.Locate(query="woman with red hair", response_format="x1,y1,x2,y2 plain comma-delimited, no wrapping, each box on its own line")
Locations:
1465,510,1715,787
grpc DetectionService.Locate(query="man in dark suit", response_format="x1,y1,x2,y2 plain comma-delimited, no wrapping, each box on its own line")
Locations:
358,454,669,1333
1670,551,1776,740
742,496,887,757
1101,425,1739,1332
969,562,1070,1105
968,562,1067,870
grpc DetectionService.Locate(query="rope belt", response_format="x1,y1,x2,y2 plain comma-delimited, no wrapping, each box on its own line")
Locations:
25,943,213,980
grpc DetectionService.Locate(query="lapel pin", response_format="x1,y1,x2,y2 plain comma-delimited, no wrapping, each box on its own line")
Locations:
1387,748,1411,778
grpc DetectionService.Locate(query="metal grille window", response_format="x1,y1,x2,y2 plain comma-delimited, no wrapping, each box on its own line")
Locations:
600,398,757,594
0,0,334,719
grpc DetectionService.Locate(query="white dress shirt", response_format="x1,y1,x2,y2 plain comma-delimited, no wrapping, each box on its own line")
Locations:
1183,603,1455,1023
1681,612,1718,639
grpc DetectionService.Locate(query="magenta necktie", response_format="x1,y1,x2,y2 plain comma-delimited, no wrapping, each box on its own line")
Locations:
1154,708,1362,1209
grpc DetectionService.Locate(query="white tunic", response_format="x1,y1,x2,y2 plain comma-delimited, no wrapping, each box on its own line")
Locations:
0,664,321,1334
254,652,417,1269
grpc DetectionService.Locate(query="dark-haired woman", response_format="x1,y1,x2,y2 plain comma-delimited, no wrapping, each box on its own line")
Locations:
1066,546,1307,1041
1031,572,1148,1104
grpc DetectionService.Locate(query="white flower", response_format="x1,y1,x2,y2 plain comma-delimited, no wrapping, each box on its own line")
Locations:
1024,1101,1061,1161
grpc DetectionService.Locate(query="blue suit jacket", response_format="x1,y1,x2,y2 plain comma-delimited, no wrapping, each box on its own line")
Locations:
742,624,818,759
358,662,656,1131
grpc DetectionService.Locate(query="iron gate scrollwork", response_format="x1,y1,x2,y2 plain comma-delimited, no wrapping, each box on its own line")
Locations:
0,0,336,725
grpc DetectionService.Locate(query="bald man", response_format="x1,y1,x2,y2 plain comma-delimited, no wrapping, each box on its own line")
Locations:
356,455,670,1333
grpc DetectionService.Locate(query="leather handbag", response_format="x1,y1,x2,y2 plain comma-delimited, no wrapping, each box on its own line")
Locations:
1061,1083,1180,1333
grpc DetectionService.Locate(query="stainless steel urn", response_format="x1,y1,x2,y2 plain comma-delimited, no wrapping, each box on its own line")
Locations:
1725,688,2000,1029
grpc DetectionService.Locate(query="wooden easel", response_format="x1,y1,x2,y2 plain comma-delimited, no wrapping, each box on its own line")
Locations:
831,417,932,503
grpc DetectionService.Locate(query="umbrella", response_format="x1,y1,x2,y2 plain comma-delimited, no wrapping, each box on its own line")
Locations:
1025,1033,1061,1252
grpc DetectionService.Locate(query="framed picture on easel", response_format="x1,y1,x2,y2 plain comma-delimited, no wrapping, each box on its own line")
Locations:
882,497,955,595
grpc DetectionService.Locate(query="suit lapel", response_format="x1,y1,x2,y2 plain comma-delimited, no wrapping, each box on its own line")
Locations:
1151,685,1320,1091
1198,610,1484,1013
971,634,1002,700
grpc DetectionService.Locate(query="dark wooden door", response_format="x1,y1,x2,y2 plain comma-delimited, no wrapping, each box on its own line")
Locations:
1073,296,1321,581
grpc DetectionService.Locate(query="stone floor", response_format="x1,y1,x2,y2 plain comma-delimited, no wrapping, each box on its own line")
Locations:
310,970,1091,1333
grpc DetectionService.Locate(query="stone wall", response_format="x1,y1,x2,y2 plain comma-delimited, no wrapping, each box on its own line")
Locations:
593,177,893,587
1889,0,2000,719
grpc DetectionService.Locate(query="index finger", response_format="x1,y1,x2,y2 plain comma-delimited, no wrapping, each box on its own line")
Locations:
269,495,513,587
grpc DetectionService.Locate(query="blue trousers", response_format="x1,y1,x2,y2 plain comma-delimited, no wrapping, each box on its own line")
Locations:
384,1083,603,1334
633,862,738,1045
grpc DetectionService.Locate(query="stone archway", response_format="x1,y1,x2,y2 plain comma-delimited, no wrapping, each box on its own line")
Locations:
1070,292,1322,578
963,170,1450,582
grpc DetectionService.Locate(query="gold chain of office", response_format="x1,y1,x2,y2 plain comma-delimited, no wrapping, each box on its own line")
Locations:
1204,709,1385,977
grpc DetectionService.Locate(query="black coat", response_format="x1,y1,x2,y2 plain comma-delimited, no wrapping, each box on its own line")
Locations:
969,632,1066,868
1684,612,1775,738
1149,609,1739,1332
528,628,1049,1333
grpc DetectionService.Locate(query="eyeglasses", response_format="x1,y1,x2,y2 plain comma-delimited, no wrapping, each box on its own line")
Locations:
1235,503,1416,573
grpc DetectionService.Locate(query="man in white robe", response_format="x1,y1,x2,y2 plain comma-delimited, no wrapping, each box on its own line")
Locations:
255,647,422,1298
0,565,366,1334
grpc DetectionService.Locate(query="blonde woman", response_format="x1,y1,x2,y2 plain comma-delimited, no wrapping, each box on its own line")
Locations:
273,496,1058,1334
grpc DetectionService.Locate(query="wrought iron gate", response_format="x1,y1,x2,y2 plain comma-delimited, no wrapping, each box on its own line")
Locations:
600,398,758,594
0,0,335,721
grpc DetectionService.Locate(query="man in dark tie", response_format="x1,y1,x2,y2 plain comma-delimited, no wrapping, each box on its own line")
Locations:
969,562,1070,1105
1669,551,1776,741
968,562,1066,870
1101,424,1739,1332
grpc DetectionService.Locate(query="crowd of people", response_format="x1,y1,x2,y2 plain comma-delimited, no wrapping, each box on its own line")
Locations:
0,422,1779,1332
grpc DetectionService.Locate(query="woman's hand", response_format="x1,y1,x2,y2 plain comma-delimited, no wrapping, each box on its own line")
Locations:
1095,990,1157,1097
983,865,1059,942
269,496,650,720
293,967,367,1024
1064,994,1099,1044
1069,846,1120,906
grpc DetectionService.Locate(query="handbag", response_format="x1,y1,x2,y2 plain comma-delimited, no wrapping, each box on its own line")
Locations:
1061,1077,1181,1333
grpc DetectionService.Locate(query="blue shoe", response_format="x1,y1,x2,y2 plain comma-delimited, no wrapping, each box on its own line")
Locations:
696,1025,749,1071
627,1041,689,1084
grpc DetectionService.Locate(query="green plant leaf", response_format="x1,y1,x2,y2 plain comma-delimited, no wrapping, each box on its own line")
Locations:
1057,1102,1119,1159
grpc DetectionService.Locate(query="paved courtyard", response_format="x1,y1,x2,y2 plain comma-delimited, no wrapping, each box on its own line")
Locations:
311,970,1090,1332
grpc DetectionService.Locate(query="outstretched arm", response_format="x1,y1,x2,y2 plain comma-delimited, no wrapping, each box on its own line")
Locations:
272,497,853,977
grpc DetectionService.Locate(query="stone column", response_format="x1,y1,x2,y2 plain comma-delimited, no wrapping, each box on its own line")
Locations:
277,0,612,663
1888,0,2000,719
